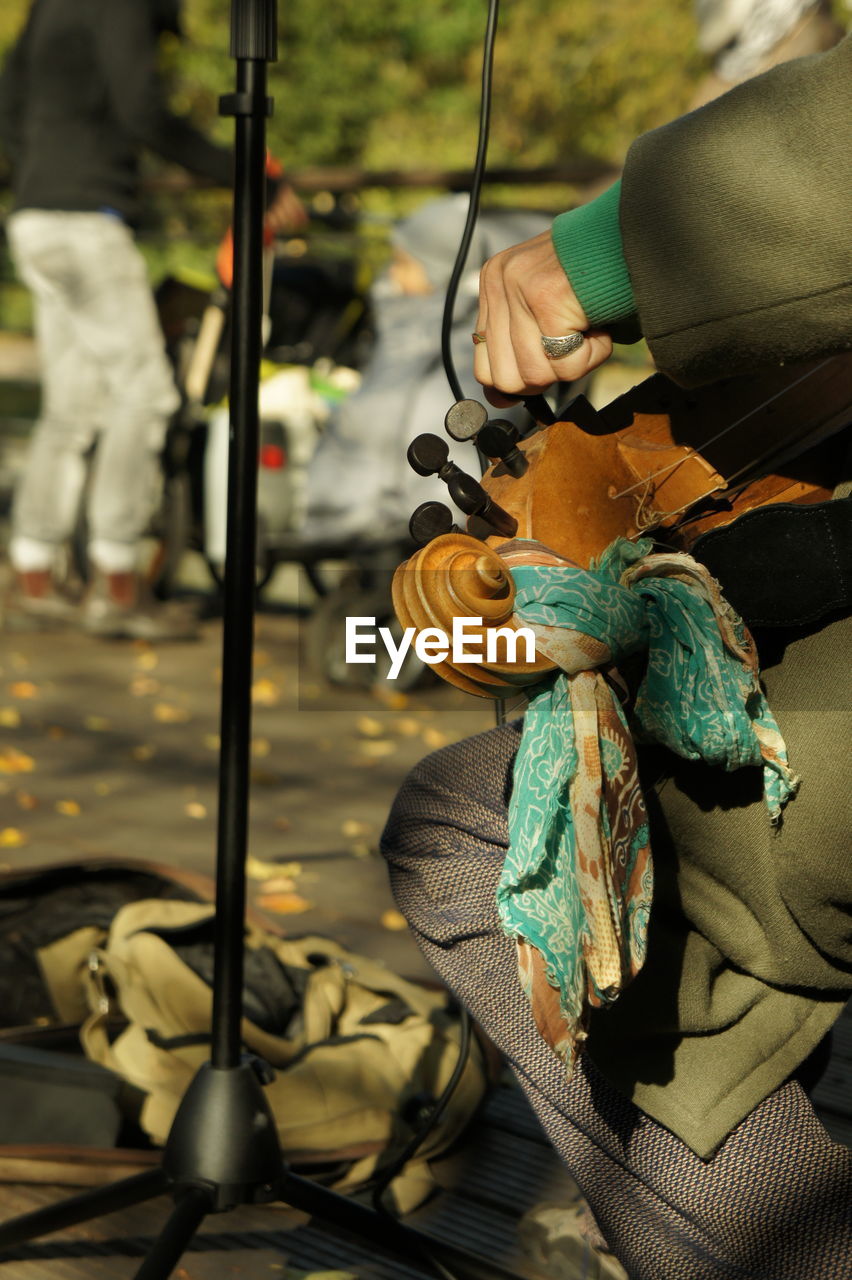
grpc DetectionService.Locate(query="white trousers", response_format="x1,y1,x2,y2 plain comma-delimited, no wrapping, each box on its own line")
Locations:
7,210,180,573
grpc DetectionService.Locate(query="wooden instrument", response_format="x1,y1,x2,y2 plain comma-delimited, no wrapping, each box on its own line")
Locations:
392,352,852,697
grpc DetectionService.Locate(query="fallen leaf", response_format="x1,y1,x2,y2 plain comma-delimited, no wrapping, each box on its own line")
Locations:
184,801,207,820
256,892,313,915
16,791,38,810
132,744,156,761
251,678,281,706
349,841,374,860
273,816,292,831
257,875,297,894
253,650,271,668
0,708,22,728
135,650,159,671
285,1271,356,1280
0,747,35,775
341,819,373,839
93,781,112,796
0,828,27,848
381,909,409,931
56,799,81,816
84,715,111,732
358,739,396,758
153,702,191,723
373,689,409,710
251,737,271,758
46,725,66,740
202,733,220,751
8,681,38,699
421,727,449,750
356,715,384,738
246,855,303,881
394,717,421,737
129,677,160,697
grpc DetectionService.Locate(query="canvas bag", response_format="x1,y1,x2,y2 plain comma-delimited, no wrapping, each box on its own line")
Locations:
51,899,486,1210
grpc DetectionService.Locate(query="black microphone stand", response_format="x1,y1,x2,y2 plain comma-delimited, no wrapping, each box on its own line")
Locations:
0,3,469,1276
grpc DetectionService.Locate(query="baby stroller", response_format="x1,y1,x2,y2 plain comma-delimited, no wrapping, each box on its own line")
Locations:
145,205,376,602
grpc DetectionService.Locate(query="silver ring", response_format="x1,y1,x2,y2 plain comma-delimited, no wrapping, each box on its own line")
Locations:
540,331,585,359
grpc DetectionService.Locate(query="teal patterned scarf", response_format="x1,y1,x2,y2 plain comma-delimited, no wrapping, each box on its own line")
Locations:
496,537,798,1070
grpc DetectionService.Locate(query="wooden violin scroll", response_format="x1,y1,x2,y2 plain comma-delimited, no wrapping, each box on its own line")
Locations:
391,532,556,698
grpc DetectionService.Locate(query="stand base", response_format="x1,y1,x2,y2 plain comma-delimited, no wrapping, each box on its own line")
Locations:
163,1058,282,1212
0,1056,457,1279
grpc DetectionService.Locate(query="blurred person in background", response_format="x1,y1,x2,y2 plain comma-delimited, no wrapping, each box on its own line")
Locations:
302,193,550,546
691,0,844,104
0,0,303,640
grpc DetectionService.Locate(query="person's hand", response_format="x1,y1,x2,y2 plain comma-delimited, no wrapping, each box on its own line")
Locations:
265,181,309,235
474,231,613,406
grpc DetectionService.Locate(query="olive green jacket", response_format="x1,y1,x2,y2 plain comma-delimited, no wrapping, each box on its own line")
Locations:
553,40,852,1155
621,37,852,386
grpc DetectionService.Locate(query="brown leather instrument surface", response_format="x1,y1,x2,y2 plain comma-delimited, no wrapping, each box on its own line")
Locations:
393,352,852,696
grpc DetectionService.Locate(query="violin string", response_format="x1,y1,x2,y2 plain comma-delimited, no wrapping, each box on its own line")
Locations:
607,359,831,501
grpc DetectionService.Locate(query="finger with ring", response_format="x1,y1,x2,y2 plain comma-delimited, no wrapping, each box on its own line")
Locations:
540,331,586,359
472,331,487,345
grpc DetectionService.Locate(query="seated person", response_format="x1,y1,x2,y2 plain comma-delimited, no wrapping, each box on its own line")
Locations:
381,39,852,1280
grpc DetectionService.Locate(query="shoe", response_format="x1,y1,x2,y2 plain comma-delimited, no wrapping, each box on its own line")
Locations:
82,571,199,641
3,569,80,631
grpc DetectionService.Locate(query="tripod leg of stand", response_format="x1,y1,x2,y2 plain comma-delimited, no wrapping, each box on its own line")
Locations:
0,1168,169,1252
133,1187,211,1280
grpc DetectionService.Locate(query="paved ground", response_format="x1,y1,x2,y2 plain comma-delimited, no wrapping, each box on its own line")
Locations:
0,586,493,978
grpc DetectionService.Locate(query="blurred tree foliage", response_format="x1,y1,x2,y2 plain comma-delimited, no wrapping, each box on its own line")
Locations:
179,0,705,172
0,0,712,306
1,0,706,181
0,0,707,319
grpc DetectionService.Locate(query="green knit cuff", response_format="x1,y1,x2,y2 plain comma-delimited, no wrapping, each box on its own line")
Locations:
551,180,637,329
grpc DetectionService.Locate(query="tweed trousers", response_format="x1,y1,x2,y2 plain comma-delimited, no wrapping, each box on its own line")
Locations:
381,617,852,1280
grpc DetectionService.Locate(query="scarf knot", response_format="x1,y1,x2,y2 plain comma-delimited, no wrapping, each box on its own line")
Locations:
498,537,798,1071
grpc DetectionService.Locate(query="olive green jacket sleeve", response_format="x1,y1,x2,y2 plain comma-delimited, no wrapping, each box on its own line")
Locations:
620,36,852,386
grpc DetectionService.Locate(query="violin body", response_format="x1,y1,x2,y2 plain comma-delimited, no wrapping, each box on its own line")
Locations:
393,352,852,697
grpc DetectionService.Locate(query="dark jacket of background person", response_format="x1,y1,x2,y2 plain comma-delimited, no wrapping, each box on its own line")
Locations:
0,0,233,222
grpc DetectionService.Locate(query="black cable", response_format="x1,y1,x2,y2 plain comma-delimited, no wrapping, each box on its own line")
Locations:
440,0,500,404
370,1006,473,1214
370,1007,474,1280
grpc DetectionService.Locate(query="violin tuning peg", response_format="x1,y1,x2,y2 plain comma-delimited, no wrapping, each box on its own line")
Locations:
407,433,450,477
522,394,556,426
448,473,518,539
477,420,529,478
409,501,457,546
445,399,489,442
